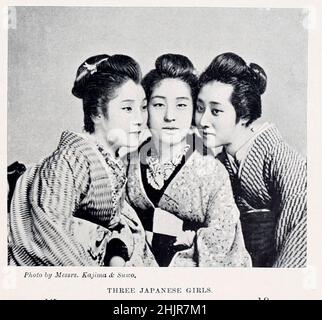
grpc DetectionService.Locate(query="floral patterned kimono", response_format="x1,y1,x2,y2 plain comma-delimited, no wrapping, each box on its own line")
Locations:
8,131,156,266
126,135,251,267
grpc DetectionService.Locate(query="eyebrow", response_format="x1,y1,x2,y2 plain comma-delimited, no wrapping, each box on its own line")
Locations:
151,95,191,100
176,97,190,100
121,99,135,103
209,101,221,107
197,99,220,106
150,95,166,100
197,99,222,108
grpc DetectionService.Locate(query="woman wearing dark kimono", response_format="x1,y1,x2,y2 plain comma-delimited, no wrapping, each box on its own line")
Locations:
195,52,307,267
126,54,251,267
8,54,157,267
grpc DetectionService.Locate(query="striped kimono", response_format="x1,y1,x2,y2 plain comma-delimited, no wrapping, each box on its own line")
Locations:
126,137,252,267
8,131,156,266
217,124,307,267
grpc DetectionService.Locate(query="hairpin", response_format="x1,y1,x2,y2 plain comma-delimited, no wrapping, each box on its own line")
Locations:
84,62,98,75
76,57,109,82
76,58,108,81
192,70,199,76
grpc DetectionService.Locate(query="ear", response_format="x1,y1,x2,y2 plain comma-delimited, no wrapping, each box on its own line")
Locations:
91,112,104,125
240,119,248,127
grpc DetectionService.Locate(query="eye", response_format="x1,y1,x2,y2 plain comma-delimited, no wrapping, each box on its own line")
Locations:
211,108,222,116
152,103,165,108
122,106,133,112
177,103,188,108
196,104,205,113
141,104,148,111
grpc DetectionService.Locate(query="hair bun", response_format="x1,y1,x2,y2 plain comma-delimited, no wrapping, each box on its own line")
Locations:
208,52,248,78
155,53,195,77
249,63,267,95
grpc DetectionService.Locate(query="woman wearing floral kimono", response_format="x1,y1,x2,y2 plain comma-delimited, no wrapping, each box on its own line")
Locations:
126,53,251,267
195,52,307,267
8,54,156,267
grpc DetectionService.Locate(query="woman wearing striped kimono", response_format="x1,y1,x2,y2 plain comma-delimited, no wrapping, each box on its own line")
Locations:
195,52,307,267
8,54,157,267
126,54,251,267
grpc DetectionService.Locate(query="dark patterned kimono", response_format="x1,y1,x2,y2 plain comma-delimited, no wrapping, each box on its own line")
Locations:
217,124,307,267
126,136,251,267
8,131,156,266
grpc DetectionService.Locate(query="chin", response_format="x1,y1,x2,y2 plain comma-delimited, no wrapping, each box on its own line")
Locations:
116,137,139,149
127,140,140,148
202,137,217,149
160,135,187,147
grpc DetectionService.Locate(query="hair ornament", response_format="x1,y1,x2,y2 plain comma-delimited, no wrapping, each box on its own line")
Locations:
192,69,198,77
76,57,109,82
84,62,98,74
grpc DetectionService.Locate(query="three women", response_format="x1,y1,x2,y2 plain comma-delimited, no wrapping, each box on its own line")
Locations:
9,51,306,268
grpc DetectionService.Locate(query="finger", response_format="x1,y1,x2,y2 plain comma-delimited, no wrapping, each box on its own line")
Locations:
173,239,183,246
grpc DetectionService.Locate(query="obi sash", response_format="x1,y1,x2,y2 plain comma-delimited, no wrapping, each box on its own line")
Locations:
239,208,277,267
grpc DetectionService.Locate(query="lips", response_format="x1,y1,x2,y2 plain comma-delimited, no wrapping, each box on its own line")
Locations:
202,131,216,136
129,130,141,135
162,127,179,130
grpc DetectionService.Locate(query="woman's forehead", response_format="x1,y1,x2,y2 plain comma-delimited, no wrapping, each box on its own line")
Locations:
152,78,192,98
114,80,145,100
198,81,234,103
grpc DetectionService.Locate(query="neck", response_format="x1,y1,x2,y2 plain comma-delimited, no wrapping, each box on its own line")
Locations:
225,121,261,156
152,138,188,164
87,131,119,158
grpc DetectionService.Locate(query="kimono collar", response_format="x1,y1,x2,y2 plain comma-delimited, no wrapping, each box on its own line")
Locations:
226,122,273,174
145,143,191,190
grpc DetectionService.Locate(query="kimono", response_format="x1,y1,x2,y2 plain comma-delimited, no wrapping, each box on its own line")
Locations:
126,136,251,267
217,124,307,267
8,131,156,266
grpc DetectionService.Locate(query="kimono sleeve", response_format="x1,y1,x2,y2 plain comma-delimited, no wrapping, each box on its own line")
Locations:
105,200,158,267
196,161,252,267
269,142,307,267
8,149,97,266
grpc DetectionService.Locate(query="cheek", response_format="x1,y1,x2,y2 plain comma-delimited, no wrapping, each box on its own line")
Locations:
194,112,201,125
219,117,236,138
107,112,132,135
148,110,163,129
178,106,193,123
113,117,129,130
180,111,193,128
142,111,148,126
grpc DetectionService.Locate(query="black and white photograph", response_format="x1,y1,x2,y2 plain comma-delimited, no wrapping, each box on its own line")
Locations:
1,0,322,300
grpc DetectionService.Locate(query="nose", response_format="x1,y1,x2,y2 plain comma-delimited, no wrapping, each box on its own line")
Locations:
199,107,211,128
133,108,144,126
164,105,176,122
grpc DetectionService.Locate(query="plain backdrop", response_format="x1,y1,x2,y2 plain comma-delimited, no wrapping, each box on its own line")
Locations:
7,7,307,165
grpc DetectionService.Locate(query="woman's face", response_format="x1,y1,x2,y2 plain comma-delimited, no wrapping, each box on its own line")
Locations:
100,79,148,149
148,78,193,147
195,81,241,148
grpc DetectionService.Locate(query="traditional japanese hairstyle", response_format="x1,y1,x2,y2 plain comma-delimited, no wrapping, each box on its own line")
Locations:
72,54,142,133
141,53,198,104
198,52,267,126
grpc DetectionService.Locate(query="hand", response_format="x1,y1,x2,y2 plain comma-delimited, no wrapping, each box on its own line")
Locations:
108,216,126,233
108,256,126,267
173,230,196,248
